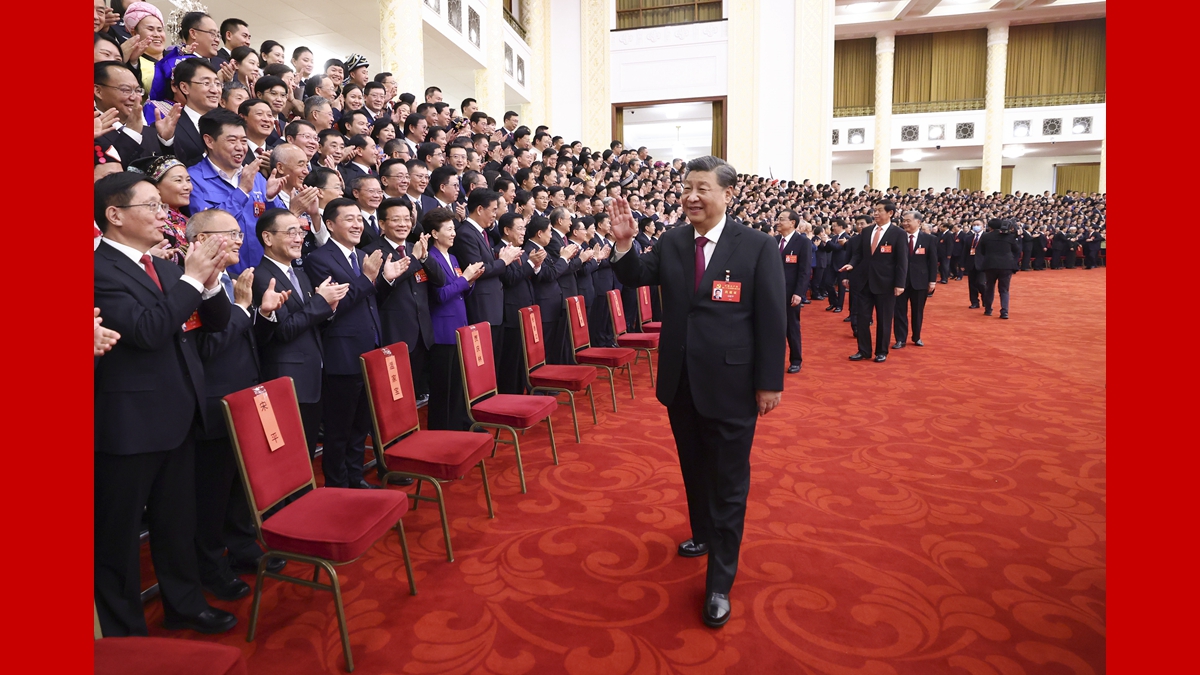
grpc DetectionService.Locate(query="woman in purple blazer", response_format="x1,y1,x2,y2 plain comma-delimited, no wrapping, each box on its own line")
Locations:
423,208,485,430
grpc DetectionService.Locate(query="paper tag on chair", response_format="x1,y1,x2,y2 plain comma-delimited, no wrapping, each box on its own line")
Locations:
530,316,540,343
575,300,586,327
470,327,485,366
382,348,404,400
614,301,622,317
639,286,649,304
252,386,285,451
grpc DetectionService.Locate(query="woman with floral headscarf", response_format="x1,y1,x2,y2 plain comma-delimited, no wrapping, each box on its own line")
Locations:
122,2,166,98
136,156,193,264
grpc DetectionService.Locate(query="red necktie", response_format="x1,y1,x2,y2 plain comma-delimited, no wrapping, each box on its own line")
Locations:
694,236,709,292
871,226,883,253
140,254,162,291
778,236,785,251
909,234,915,254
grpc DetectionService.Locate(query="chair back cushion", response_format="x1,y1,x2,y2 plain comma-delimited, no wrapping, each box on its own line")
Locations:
518,305,546,372
606,289,628,336
360,342,419,446
455,322,497,403
221,377,313,515
637,286,654,325
565,295,591,350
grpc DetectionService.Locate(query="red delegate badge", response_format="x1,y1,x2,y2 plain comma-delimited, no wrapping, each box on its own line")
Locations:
712,280,741,303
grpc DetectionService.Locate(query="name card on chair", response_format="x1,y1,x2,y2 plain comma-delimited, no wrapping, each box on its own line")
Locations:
252,386,285,451
470,327,485,366
530,316,540,343
382,348,404,400
575,301,586,327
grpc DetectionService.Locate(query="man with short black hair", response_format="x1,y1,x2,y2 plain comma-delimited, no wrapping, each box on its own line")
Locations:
840,200,909,362
170,58,223,165
892,210,938,347
424,85,443,103
352,174,384,249
776,210,810,373
215,18,250,66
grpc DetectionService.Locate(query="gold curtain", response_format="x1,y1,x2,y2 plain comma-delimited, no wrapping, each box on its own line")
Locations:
697,1,721,22
958,166,1014,193
893,34,933,104
930,30,986,102
614,108,624,145
1055,163,1100,194
616,0,720,29
711,99,724,159
870,169,921,191
1006,19,1106,97
834,39,876,109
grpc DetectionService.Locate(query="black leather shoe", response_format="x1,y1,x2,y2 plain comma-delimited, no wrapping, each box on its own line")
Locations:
969,304,980,309
204,576,251,602
825,305,835,311
386,476,416,486
892,342,905,349
787,364,801,374
874,354,887,363
677,539,709,557
939,280,948,284
800,299,811,305
354,480,382,489
913,339,924,347
230,555,286,575
983,309,993,316
834,307,843,313
703,592,731,628
848,352,869,361
163,607,238,634
1000,311,1009,319
842,315,851,321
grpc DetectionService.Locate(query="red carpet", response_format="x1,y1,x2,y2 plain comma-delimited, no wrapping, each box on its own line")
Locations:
144,268,1106,675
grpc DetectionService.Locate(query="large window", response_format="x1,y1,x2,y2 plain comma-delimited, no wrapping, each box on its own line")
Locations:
616,1,722,30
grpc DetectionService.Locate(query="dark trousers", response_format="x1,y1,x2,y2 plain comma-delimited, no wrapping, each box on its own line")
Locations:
829,274,846,308
194,436,261,583
410,338,431,398
428,343,470,431
544,317,567,365
785,302,802,365
856,290,895,357
1084,249,1099,268
966,264,986,305
1065,250,1078,268
939,256,952,282
952,254,965,278
984,270,1013,313
666,369,756,595
319,373,370,487
299,400,322,459
1050,250,1064,269
649,284,662,321
620,286,641,332
589,288,615,347
1020,249,1033,270
893,288,928,343
1033,252,1046,270
95,434,208,637
490,323,505,372
497,324,526,394
812,266,829,298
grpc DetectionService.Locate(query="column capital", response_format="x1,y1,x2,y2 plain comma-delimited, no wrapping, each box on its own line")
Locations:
987,22,1010,46
875,31,895,54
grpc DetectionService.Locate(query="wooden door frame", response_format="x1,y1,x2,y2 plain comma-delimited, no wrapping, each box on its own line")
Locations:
611,96,728,160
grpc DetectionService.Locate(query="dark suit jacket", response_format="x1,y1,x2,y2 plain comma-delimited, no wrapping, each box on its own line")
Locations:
196,298,274,440
524,241,566,323
498,244,536,327
829,232,852,269
847,223,909,295
546,228,581,300
303,241,389,376
939,231,957,258
977,231,1020,271
952,231,967,256
963,230,986,272
97,126,163,166
449,218,509,325
94,240,231,455
778,232,811,300
339,162,375,197
614,220,786,419
902,231,939,289
172,110,206,167
593,236,617,293
252,258,333,403
362,236,446,349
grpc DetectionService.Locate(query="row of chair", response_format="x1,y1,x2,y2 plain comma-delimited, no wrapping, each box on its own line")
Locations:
217,289,661,671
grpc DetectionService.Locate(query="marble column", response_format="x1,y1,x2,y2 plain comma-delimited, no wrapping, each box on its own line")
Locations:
982,22,1009,193
380,0,424,99
871,31,894,191
727,0,760,170
475,0,507,120
519,0,550,129
792,0,834,183
579,0,609,150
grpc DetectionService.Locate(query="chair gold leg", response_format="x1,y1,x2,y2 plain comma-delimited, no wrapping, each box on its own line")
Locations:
566,390,581,443
627,365,636,399
247,556,267,642
546,416,558,465
430,479,452,562
478,459,495,518
606,367,619,412
312,566,321,583
413,479,423,510
509,426,527,493
587,384,598,425
326,562,354,672
645,349,656,386
396,520,417,595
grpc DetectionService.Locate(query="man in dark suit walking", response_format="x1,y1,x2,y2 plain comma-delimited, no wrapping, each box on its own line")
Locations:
776,210,810,373
978,218,1021,319
893,211,938,348
252,210,347,458
938,225,956,283
93,173,236,637
840,200,908,362
963,220,987,308
303,198,408,488
951,224,968,280
611,156,785,629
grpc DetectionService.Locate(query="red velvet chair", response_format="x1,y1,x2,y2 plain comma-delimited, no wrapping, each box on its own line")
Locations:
456,323,558,494
606,289,660,385
222,377,416,673
564,295,637,411
518,305,598,442
637,285,661,333
361,343,495,562
95,638,248,675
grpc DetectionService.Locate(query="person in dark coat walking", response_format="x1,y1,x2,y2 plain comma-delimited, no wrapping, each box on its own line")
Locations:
977,218,1021,319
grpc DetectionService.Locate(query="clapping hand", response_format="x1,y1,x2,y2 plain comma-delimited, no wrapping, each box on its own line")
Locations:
240,157,263,193
183,234,228,288
94,108,120,139
233,268,255,309
463,261,485,281
412,233,430,260
153,104,182,141
289,185,321,218
362,249,384,282
529,248,547,266
498,244,521,264
561,243,579,260
94,308,120,356
265,165,285,200
381,253,411,281
315,276,349,312
121,34,151,64
258,276,292,315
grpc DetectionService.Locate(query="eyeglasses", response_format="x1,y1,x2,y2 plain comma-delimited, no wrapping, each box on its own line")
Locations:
190,27,220,37
187,79,222,89
98,83,145,97
267,228,305,238
359,189,384,196
200,229,246,241
116,202,168,214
